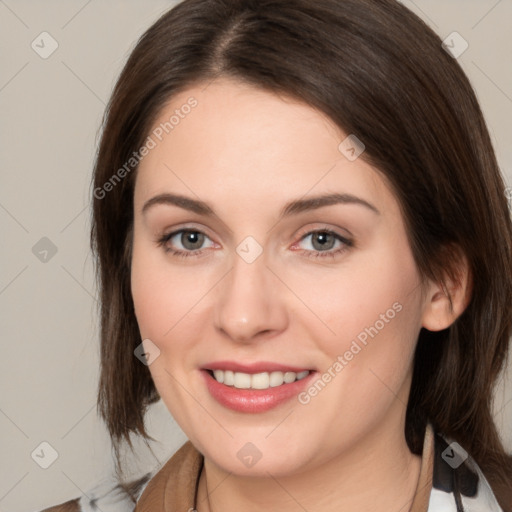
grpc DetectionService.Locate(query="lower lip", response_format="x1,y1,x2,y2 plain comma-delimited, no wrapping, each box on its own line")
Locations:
201,370,316,413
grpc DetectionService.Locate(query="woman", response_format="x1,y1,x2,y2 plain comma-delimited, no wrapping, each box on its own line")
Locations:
40,0,512,510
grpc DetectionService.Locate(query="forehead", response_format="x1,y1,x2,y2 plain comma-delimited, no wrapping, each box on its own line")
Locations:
134,78,396,217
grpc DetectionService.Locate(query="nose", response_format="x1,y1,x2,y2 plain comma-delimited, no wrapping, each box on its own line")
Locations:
214,248,289,344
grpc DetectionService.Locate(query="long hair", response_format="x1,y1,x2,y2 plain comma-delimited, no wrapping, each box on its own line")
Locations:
90,0,512,507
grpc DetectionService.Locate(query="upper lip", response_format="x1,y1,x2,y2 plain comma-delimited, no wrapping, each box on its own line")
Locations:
202,361,314,374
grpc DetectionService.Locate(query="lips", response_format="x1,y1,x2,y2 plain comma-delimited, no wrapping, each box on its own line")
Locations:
200,361,316,413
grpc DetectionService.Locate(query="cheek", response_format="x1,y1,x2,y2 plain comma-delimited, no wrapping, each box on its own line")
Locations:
295,248,419,343
130,241,200,417
299,240,423,386
131,253,171,341
130,236,206,343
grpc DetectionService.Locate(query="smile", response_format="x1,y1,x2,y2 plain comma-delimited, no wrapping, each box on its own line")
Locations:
201,364,317,413
208,369,310,390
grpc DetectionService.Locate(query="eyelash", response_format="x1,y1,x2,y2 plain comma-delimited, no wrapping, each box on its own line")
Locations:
156,227,353,260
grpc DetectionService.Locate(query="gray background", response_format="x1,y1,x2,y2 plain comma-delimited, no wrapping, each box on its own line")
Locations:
1,1,511,510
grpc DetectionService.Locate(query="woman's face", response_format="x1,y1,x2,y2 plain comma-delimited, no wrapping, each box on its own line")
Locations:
131,78,429,476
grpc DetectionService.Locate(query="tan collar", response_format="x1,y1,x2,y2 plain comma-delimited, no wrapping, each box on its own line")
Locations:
135,424,435,512
134,440,203,512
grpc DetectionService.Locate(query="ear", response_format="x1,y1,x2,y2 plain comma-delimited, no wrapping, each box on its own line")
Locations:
421,248,472,332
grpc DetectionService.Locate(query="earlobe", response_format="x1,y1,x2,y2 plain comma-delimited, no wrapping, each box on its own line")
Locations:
421,251,472,332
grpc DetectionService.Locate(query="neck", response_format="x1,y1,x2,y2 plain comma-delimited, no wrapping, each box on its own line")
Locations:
196,417,422,512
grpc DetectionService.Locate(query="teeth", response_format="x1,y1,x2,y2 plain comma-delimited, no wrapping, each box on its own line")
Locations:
213,369,224,384
234,372,251,389
283,371,296,384
251,372,270,389
269,371,284,387
224,370,234,386
210,369,310,389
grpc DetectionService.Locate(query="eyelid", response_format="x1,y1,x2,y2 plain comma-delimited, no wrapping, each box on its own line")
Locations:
294,223,354,241
156,222,215,241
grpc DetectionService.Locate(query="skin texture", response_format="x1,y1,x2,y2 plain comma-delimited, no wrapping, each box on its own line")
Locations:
130,78,469,512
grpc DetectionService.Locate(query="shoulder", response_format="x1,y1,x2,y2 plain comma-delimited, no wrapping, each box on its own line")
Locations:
33,472,154,512
33,441,199,512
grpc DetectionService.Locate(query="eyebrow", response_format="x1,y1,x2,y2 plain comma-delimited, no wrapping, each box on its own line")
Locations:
141,192,380,218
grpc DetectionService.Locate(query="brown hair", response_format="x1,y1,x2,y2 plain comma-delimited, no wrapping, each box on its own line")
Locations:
90,0,512,506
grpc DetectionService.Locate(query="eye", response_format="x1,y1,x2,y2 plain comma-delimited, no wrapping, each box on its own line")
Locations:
292,228,353,260
156,226,353,260
156,228,215,258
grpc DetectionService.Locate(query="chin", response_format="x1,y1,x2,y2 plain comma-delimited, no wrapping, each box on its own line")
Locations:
196,434,317,478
